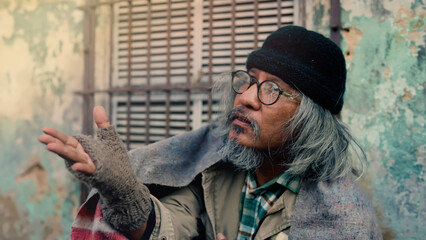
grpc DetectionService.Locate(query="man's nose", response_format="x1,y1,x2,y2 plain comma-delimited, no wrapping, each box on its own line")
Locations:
237,83,261,110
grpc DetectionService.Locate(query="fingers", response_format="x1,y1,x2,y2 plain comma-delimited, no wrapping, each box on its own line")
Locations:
45,142,88,164
44,141,96,174
41,127,79,148
39,127,90,167
39,126,97,174
216,233,227,240
71,161,96,174
38,134,63,145
93,105,111,129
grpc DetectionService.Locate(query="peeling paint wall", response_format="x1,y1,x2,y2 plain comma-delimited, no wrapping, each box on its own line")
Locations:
342,1,425,239
307,0,425,239
1,0,424,239
0,0,85,239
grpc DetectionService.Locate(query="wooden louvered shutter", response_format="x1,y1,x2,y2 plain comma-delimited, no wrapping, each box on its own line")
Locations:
111,0,297,149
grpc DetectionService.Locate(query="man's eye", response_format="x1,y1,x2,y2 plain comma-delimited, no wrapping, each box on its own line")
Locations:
266,88,276,94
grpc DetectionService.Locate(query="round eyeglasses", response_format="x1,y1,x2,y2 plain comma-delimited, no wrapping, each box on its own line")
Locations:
231,70,300,105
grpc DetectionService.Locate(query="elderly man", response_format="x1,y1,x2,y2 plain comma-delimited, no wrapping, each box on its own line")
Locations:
39,26,382,240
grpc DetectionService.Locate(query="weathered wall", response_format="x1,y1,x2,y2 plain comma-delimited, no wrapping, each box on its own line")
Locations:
307,0,425,239
0,0,85,239
1,0,424,239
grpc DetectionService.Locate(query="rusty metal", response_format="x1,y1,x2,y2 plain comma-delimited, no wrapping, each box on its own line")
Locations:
253,0,259,50
165,0,172,138
185,0,191,131
207,0,214,123
299,0,306,27
330,0,341,45
125,1,133,149
145,0,152,145
277,0,282,27
82,6,95,137
108,3,114,122
75,84,212,95
331,0,342,119
81,0,96,204
81,0,296,149
145,93,151,145
185,93,191,131
79,0,131,9
231,0,236,70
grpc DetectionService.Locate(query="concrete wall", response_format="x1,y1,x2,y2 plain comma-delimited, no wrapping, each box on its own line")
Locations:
307,0,425,239
0,0,84,239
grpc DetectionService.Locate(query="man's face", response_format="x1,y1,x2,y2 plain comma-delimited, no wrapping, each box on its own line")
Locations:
229,68,300,149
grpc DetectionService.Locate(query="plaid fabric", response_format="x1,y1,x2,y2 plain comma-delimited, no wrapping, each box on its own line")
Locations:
70,193,128,240
237,172,300,239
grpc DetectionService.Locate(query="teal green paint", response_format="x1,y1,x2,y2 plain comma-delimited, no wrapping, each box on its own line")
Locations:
6,72,11,93
313,4,325,27
411,0,424,10
407,16,424,31
0,3,83,238
2,2,81,67
73,42,81,53
311,3,330,37
37,67,66,97
341,2,425,238
0,117,80,240
370,0,391,18
53,40,64,58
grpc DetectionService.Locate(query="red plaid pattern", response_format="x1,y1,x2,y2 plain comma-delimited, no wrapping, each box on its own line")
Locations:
70,193,127,240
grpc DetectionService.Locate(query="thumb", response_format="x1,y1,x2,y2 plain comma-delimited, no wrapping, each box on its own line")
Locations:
93,106,111,129
216,233,227,240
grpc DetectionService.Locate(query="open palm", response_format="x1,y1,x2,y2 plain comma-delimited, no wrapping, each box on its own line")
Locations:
38,106,110,174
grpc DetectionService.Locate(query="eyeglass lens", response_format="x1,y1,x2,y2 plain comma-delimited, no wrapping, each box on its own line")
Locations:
259,81,280,104
232,71,252,93
232,71,281,105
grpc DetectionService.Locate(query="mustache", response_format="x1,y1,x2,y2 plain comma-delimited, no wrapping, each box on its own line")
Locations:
227,107,260,138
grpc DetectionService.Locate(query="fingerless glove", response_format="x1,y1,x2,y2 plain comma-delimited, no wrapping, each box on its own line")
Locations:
67,126,152,232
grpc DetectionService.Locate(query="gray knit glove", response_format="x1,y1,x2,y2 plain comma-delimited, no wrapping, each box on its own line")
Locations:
67,126,152,232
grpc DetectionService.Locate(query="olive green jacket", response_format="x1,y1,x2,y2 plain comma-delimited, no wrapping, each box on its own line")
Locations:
129,125,382,240
149,162,296,240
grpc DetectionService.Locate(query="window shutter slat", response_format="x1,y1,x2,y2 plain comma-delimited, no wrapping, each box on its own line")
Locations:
111,0,295,148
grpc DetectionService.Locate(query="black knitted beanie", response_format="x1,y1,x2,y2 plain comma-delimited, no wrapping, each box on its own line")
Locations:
246,25,346,114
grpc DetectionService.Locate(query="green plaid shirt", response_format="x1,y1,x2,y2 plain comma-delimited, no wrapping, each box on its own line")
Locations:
237,171,300,239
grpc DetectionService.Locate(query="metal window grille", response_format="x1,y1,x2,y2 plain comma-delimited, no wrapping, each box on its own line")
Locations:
80,0,300,150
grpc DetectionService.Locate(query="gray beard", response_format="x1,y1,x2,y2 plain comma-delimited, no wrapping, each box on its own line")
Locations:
218,137,264,171
219,106,263,171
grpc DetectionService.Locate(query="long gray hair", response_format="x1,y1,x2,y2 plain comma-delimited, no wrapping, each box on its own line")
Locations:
213,73,366,182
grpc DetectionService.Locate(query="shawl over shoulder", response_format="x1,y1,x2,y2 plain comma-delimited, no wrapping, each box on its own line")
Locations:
80,124,382,239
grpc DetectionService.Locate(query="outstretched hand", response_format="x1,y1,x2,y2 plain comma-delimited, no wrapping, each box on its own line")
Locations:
40,105,152,236
38,106,110,174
